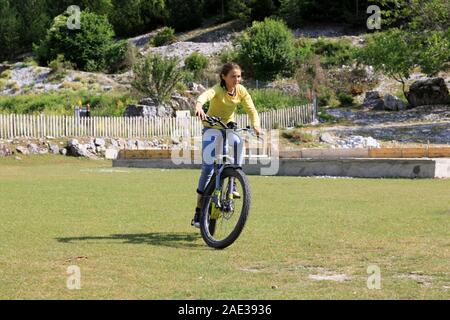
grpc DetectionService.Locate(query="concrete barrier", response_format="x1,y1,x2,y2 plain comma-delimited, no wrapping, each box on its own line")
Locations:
113,157,450,179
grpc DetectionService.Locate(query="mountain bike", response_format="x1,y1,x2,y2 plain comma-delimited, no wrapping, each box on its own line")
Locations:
199,115,261,249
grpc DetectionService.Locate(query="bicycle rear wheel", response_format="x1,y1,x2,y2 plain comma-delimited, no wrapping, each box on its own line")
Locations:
200,167,251,249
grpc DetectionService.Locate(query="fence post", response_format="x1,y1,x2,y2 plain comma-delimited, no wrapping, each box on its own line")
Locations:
312,91,318,122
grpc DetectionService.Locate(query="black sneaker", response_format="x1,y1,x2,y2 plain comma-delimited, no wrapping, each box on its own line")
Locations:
191,208,201,228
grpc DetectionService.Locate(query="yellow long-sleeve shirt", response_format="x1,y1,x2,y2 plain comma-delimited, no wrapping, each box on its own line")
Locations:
196,84,261,129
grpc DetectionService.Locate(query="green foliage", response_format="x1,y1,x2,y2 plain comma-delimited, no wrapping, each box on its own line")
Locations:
416,30,450,76
131,54,183,103
14,0,50,50
0,90,135,116
282,128,317,145
376,0,449,32
0,69,12,79
0,0,21,60
152,27,175,47
225,0,278,21
34,11,119,72
280,0,369,28
337,92,354,107
235,88,308,113
219,48,241,64
184,52,209,79
357,29,415,94
235,18,296,81
105,40,137,73
47,54,74,81
357,28,449,95
311,37,357,68
165,0,203,31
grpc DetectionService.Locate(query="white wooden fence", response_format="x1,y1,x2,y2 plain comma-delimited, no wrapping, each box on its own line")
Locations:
0,104,315,139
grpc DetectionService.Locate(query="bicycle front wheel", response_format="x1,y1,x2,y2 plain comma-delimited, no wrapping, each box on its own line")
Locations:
200,167,251,249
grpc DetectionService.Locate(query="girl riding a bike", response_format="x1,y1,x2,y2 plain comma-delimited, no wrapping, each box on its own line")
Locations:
192,62,262,228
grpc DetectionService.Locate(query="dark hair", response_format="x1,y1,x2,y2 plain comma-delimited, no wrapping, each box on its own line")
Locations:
220,62,241,89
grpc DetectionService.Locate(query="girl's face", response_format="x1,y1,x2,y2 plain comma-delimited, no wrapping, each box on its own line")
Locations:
222,68,242,89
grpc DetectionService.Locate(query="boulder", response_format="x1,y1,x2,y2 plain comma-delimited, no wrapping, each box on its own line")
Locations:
0,145,12,157
406,77,450,107
94,138,105,147
319,132,335,144
48,143,60,154
59,148,67,156
136,140,146,150
105,148,119,160
384,94,407,111
16,146,30,155
187,82,206,94
28,143,39,154
124,104,158,117
361,91,384,110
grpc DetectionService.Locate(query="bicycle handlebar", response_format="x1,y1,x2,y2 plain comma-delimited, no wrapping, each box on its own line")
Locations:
203,115,263,139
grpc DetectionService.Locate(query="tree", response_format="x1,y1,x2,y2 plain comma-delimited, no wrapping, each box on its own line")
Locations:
13,0,50,50
235,18,296,80
225,0,278,22
416,30,450,76
35,11,117,71
109,0,144,36
357,28,449,99
165,0,204,31
45,0,113,18
0,0,21,60
375,0,449,32
279,0,369,28
357,29,415,97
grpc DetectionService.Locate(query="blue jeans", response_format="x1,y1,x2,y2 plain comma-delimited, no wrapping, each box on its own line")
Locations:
196,127,244,194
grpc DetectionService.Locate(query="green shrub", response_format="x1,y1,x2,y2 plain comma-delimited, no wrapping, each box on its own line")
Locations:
105,40,137,73
184,52,209,79
152,27,175,47
131,54,183,103
235,18,296,81
337,92,354,107
0,90,136,116
0,69,12,79
23,57,38,67
165,0,203,31
311,37,356,68
219,48,241,64
282,128,317,145
47,54,73,81
235,88,308,113
34,11,116,72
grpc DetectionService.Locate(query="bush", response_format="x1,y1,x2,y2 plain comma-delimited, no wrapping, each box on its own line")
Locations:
0,69,12,79
184,52,209,79
131,54,183,103
282,128,318,146
357,28,416,97
48,54,74,81
235,18,296,81
337,92,354,107
219,48,241,64
105,40,137,73
165,0,203,31
235,88,308,113
34,11,117,72
152,27,175,47
311,37,356,68
0,90,136,116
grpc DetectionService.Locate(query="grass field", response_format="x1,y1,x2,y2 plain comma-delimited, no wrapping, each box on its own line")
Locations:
0,155,449,299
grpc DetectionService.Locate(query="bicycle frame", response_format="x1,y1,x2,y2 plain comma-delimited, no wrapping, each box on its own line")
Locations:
212,129,243,210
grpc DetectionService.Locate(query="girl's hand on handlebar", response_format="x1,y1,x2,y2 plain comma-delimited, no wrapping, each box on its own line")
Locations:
195,107,207,121
254,127,262,136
